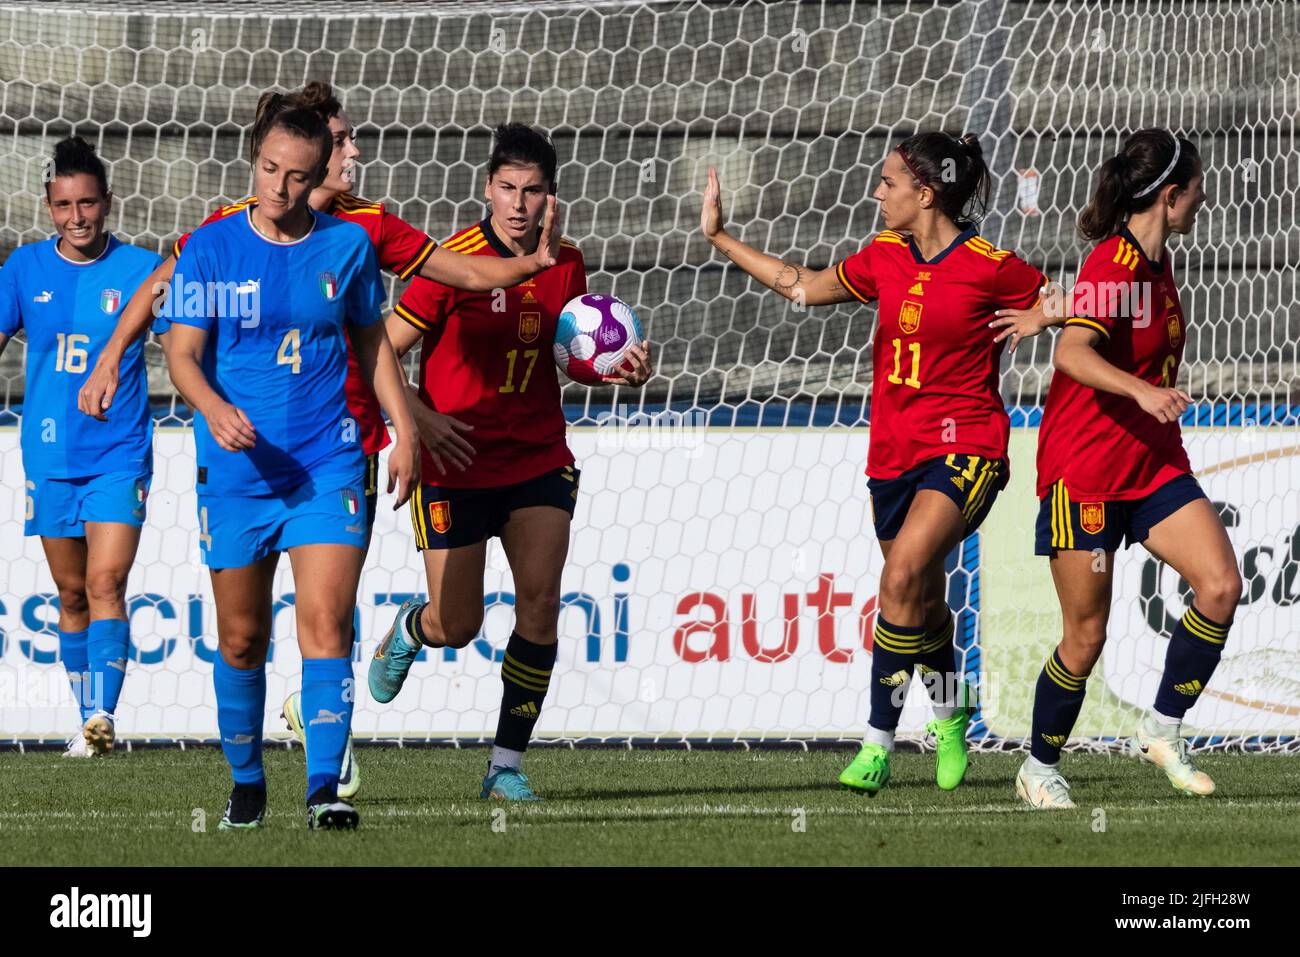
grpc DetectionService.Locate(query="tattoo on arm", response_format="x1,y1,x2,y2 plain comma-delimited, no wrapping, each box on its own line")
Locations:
773,261,808,294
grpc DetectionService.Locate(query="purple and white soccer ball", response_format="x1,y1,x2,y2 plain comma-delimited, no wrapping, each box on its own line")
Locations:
553,293,644,385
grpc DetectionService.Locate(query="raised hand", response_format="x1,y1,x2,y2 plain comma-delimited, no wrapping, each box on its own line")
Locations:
701,166,726,239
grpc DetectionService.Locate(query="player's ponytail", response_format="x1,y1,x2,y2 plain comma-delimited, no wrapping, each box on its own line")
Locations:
287,81,343,121
895,131,991,225
46,135,109,198
1079,129,1201,240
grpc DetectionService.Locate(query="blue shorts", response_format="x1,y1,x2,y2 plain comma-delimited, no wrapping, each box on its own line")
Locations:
198,474,369,570
25,470,151,538
867,454,1008,542
1034,473,1206,555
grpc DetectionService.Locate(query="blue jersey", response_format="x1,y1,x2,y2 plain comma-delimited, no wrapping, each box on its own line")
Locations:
0,235,161,479
164,208,385,496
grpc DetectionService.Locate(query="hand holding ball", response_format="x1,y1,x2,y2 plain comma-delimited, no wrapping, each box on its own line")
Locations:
553,294,649,386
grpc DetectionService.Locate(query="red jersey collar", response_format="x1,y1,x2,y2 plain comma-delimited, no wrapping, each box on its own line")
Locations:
1119,224,1167,274
907,224,979,265
479,216,548,259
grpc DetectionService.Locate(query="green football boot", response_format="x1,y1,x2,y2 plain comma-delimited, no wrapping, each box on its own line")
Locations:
838,742,891,794
926,708,971,791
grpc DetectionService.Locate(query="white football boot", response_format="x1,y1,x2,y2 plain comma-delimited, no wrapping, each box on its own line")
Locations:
1127,712,1215,796
62,732,91,758
1015,757,1077,810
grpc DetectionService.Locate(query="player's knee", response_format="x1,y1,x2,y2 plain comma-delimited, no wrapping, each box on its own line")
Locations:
85,568,128,606
424,608,482,650
296,607,352,651
515,591,562,634
56,585,89,619
879,559,925,609
1193,568,1242,622
215,615,269,663
1059,617,1107,672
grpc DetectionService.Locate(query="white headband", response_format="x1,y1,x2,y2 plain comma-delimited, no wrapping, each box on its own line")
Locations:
1133,135,1182,198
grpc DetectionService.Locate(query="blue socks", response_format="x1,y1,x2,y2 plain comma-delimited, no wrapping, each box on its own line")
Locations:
301,656,355,800
58,628,91,722
213,654,266,786
87,618,130,716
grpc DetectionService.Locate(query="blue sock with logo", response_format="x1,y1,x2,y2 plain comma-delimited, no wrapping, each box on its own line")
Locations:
87,618,130,716
302,656,355,800
213,654,266,786
1153,605,1230,720
58,628,91,722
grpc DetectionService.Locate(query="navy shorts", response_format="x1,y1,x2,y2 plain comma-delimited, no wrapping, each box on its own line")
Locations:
364,451,379,535
867,453,1008,542
1034,473,1207,555
410,464,579,551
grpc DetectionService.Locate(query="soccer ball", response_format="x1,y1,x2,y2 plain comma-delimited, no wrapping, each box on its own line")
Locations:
553,293,644,385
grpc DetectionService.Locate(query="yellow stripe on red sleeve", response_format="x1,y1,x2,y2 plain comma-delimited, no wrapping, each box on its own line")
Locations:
395,238,437,281
836,261,872,305
1064,317,1110,339
394,301,433,332
444,228,484,252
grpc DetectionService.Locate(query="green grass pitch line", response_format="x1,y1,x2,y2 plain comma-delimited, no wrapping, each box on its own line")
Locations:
2,750,1296,866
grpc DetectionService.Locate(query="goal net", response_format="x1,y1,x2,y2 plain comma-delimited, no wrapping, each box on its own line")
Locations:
0,0,1296,750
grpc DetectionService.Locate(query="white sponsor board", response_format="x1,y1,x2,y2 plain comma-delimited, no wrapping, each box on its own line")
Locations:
1,428,960,740
1099,433,1300,735
7,426,1289,742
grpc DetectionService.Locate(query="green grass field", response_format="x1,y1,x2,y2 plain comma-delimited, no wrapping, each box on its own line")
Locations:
2,748,1297,866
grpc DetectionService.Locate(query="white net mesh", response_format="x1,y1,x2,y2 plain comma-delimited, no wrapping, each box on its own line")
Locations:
0,0,1296,750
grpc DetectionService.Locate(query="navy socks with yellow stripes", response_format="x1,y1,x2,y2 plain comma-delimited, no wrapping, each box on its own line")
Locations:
868,616,925,747
1153,605,1229,721
493,631,557,764
913,614,962,720
1030,648,1088,765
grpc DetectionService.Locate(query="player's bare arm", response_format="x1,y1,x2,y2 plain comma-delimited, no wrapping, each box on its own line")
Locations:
161,322,256,452
416,194,561,291
382,313,476,475
990,285,1063,353
701,166,854,306
349,320,420,506
1053,324,1190,424
78,253,176,419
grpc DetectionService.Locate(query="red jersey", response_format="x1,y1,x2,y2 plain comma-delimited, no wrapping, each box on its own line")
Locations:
1036,229,1191,501
175,194,436,456
394,218,586,489
837,227,1047,479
